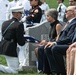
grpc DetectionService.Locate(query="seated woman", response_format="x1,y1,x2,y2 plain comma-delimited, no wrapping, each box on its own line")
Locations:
35,8,62,74
66,42,76,75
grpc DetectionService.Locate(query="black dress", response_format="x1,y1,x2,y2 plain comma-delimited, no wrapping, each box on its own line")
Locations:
38,20,61,74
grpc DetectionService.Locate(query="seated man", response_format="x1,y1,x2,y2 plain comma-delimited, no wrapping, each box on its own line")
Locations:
44,6,76,75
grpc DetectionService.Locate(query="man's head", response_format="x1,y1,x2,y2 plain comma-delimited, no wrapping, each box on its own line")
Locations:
10,6,24,20
45,8,58,22
69,0,76,6
65,6,76,20
57,0,64,4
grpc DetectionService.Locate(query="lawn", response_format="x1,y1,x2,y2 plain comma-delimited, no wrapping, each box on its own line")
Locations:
46,0,69,8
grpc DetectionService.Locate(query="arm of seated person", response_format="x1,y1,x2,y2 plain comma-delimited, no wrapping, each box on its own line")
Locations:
56,23,62,41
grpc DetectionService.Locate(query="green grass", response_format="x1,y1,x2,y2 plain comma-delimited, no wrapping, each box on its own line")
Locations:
46,0,69,8
0,55,46,75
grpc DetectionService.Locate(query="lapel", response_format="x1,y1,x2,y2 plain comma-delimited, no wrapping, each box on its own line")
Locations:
59,18,76,37
72,27,76,43
62,18,76,31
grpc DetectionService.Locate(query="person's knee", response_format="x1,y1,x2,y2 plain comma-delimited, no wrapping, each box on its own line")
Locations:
45,47,52,55
35,48,38,55
38,46,44,53
51,45,58,54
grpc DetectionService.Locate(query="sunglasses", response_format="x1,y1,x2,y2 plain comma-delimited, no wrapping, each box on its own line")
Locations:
65,10,74,13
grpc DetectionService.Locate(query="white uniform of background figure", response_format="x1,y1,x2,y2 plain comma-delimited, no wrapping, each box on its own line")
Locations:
0,0,9,31
17,0,31,11
23,0,31,13
7,0,18,20
57,3,66,23
40,1,49,22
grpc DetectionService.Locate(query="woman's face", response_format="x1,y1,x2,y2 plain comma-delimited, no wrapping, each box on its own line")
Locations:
46,15,54,22
30,0,38,7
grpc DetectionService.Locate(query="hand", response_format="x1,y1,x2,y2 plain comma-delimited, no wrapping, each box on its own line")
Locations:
44,42,56,49
67,42,76,53
37,40,47,46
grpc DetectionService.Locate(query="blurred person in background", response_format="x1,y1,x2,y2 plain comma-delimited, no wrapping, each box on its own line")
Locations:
69,0,76,6
57,0,67,24
7,0,19,20
39,0,50,21
16,0,31,12
0,0,9,32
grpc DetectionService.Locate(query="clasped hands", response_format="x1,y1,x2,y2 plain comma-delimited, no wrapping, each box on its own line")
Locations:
37,40,56,49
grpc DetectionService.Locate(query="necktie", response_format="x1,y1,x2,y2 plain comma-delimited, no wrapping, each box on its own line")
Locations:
59,5,62,12
57,22,69,40
62,22,69,30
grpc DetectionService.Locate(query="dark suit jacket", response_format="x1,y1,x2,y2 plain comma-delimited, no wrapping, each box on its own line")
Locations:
56,18,76,45
1,17,25,57
72,27,76,43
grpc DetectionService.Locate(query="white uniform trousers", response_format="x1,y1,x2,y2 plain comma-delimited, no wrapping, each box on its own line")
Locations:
17,44,27,67
0,55,18,73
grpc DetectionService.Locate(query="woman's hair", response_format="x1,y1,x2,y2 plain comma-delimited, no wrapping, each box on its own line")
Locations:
37,0,42,5
45,8,58,20
62,0,64,2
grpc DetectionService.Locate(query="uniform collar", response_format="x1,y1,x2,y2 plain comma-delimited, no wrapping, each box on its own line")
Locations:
12,17,19,21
